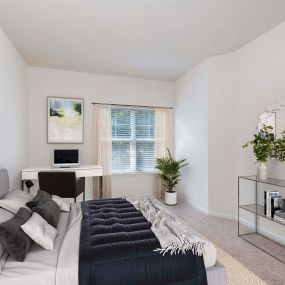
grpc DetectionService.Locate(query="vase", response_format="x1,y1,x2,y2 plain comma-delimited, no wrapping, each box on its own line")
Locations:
258,162,268,180
165,191,177,205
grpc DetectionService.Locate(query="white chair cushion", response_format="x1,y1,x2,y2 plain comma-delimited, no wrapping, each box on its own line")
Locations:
21,212,58,251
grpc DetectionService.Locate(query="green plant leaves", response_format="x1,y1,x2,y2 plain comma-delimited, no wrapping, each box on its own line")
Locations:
243,124,285,163
155,149,188,192
273,131,285,161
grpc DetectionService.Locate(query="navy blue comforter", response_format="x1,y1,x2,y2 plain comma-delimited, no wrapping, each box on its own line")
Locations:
79,198,207,285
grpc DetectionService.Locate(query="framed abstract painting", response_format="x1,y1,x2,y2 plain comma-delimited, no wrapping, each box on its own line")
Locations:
47,97,84,143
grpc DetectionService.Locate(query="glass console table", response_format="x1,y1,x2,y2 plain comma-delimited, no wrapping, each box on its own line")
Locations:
238,175,285,263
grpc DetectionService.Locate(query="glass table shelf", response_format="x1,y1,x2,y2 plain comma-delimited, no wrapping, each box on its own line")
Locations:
239,175,285,188
238,176,285,264
239,204,285,226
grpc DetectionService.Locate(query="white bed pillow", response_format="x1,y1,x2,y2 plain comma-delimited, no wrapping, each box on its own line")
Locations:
52,195,70,212
21,212,58,251
0,190,32,214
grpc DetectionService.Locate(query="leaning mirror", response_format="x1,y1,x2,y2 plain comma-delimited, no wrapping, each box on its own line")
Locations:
258,101,285,139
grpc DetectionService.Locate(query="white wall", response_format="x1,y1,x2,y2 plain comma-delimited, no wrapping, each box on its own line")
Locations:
236,21,285,179
27,67,175,199
0,28,27,188
174,21,285,243
234,22,285,242
175,23,285,217
175,20,285,229
175,61,209,211
210,21,285,218
207,52,238,218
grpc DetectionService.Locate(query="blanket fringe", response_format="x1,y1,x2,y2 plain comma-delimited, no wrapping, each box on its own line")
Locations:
154,234,207,256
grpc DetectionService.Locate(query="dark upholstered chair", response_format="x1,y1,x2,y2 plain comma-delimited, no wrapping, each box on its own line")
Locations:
38,172,85,202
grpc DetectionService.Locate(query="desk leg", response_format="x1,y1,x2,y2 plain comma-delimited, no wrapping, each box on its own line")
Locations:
99,176,103,199
21,180,24,191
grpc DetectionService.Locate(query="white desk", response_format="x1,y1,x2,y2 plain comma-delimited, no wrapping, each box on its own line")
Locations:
21,165,103,199
22,165,103,180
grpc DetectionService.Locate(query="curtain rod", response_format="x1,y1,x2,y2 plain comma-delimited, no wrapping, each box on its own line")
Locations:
92,102,173,110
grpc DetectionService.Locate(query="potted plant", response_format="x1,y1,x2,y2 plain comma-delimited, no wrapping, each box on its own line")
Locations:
243,125,274,179
155,149,188,205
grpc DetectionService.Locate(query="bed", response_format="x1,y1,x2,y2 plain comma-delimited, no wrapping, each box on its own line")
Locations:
0,169,226,285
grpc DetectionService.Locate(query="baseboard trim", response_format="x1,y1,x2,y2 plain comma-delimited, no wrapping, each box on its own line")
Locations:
238,217,255,230
179,195,236,220
179,194,209,215
207,210,236,220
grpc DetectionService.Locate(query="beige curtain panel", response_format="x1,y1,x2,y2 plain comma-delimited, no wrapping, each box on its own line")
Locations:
93,104,112,199
155,108,173,199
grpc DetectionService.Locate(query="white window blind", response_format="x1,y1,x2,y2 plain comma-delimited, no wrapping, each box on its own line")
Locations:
111,107,155,173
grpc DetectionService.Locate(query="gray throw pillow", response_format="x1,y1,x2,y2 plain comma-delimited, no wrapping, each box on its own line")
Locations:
26,189,51,209
27,190,61,228
32,200,61,228
0,208,33,262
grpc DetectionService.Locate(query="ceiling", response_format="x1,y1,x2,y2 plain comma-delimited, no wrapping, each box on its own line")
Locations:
0,0,285,81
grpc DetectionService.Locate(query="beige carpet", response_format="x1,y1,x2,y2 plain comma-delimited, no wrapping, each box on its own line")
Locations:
216,245,268,285
164,200,285,284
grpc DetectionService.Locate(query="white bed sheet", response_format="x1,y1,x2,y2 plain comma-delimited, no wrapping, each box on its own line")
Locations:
56,203,81,285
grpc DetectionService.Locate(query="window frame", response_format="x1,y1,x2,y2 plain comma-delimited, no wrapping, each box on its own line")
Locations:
111,107,156,174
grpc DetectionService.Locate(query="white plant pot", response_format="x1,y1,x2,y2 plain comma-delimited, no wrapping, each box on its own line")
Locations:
165,191,177,205
258,162,268,180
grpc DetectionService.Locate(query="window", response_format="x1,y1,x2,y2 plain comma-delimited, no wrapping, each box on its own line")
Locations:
111,107,155,173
